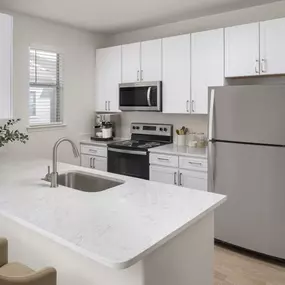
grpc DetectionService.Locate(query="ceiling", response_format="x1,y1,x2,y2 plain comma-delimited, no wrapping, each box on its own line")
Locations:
0,0,281,33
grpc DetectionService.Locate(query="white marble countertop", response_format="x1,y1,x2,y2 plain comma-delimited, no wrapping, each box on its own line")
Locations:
80,137,125,147
150,144,208,159
0,159,225,269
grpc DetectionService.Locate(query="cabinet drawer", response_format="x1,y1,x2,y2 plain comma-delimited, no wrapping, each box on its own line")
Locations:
80,144,107,157
179,156,207,171
150,153,179,168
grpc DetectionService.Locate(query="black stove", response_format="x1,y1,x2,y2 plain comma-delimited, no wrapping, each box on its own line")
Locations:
107,123,173,180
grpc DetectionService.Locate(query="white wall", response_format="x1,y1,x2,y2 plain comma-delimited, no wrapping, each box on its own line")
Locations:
0,12,108,164
106,1,285,137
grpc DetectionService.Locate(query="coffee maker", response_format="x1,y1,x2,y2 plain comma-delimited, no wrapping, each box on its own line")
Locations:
92,113,121,141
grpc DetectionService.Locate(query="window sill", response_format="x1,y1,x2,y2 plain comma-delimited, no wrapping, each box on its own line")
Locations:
27,123,67,132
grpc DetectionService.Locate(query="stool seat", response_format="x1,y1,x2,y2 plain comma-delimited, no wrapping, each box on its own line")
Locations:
0,262,34,277
0,238,57,285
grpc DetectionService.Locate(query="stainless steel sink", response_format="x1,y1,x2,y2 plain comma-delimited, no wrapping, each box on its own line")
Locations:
56,171,124,192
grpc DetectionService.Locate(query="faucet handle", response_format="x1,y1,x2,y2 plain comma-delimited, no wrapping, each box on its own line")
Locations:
44,166,51,182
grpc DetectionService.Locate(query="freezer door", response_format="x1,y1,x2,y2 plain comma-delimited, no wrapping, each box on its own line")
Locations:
209,85,285,145
209,141,285,259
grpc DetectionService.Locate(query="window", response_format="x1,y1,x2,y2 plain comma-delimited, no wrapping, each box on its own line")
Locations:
29,48,63,126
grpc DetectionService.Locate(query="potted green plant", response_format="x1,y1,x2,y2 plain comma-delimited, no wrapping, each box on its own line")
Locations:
0,119,29,148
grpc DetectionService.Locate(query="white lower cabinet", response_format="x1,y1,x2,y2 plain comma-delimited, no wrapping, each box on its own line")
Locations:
150,165,179,186
93,156,107,172
80,144,108,172
179,169,207,191
81,154,107,172
150,153,207,191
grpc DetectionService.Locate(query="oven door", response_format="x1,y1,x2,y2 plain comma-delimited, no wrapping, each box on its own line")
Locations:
119,81,162,112
107,148,149,180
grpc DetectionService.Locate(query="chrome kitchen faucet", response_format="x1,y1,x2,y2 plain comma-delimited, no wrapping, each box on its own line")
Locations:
48,138,80,187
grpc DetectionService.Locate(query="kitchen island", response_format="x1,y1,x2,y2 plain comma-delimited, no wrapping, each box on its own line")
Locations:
0,158,226,285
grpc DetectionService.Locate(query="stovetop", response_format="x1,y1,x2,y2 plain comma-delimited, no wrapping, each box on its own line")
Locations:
108,140,165,150
108,123,173,151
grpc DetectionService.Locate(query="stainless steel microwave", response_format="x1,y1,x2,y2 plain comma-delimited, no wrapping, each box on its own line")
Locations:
119,81,162,112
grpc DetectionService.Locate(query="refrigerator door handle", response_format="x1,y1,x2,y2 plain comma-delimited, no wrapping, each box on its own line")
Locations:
208,89,215,141
208,141,216,192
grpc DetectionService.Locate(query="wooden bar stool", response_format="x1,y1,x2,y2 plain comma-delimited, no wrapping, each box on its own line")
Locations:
0,238,57,285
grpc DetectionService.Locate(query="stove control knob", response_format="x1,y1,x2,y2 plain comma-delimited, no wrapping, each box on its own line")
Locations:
164,128,168,132
136,126,140,130
159,127,163,131
132,126,136,130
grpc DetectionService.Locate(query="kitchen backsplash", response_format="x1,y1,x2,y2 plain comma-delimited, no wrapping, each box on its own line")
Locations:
119,112,208,142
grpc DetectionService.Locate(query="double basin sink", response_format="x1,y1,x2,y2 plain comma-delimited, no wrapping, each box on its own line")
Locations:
53,171,124,192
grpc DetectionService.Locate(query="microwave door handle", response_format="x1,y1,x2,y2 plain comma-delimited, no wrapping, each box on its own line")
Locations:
147,87,152,107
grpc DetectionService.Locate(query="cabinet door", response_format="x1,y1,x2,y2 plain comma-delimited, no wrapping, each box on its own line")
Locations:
179,169,207,191
95,46,121,112
122,42,141,83
94,156,107,172
225,23,260,77
0,14,12,119
260,18,285,75
141,39,162,81
81,154,93,168
191,29,224,114
150,165,178,186
162,34,191,114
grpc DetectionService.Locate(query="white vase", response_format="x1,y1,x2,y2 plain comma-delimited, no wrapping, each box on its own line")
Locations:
177,135,186,146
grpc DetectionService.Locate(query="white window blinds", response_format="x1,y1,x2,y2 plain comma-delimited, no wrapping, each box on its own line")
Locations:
29,48,63,126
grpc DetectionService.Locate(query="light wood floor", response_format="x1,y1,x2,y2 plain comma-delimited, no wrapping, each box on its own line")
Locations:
214,245,285,285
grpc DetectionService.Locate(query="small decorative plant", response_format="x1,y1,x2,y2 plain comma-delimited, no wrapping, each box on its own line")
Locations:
0,119,29,148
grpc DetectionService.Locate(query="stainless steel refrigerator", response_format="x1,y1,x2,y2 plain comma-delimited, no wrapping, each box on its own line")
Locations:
208,85,285,259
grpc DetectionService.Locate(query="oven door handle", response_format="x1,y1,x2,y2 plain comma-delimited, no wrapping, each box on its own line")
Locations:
147,87,152,107
108,148,147,156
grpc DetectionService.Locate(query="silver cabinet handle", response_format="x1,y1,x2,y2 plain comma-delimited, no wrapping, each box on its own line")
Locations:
108,101,110,111
141,70,144,81
157,157,169,161
105,101,107,111
174,172,177,185
186,100,190,112
261,59,266,73
191,100,195,113
147,87,152,106
188,161,202,166
89,149,97,153
93,158,96,169
89,157,93,168
255,59,260,74
137,70,140,81
179,173,183,186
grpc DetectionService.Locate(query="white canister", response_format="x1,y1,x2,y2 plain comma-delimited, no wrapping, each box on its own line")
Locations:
102,126,112,139
177,135,186,146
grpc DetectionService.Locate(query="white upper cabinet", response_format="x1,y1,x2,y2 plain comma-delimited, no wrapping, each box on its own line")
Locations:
162,34,191,114
122,42,141,83
260,18,285,75
0,13,13,119
191,29,224,114
141,39,162,81
95,45,121,112
225,23,260,78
